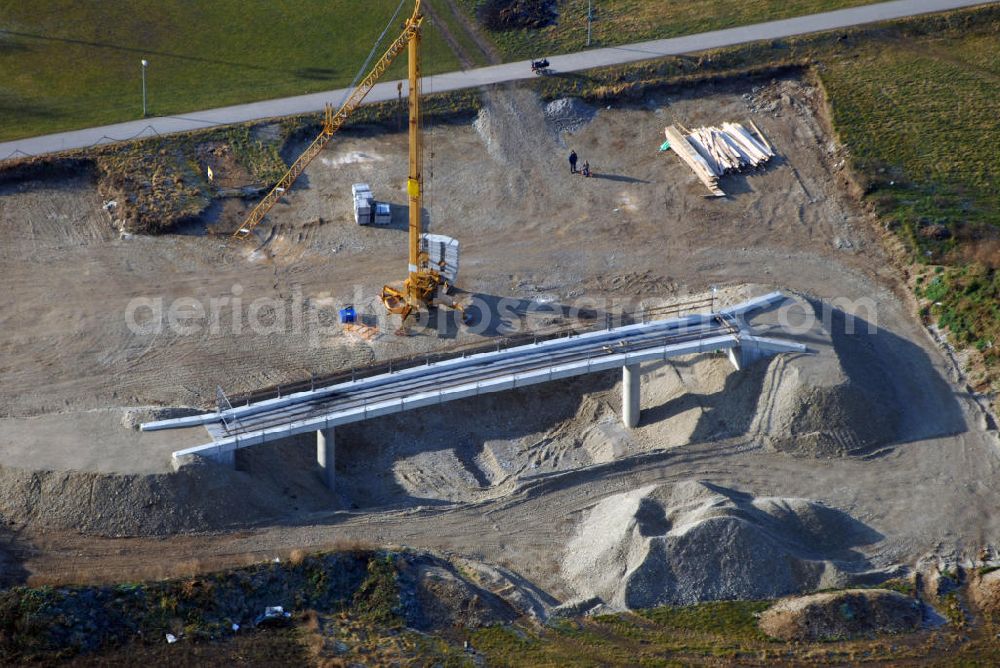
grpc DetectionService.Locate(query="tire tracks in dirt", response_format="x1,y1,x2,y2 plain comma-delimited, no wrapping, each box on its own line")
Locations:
428,0,502,67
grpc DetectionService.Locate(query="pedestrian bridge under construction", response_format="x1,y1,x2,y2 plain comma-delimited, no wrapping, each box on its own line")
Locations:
143,292,807,487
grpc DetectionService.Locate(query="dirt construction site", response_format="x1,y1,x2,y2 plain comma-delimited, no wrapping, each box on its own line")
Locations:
1,74,999,609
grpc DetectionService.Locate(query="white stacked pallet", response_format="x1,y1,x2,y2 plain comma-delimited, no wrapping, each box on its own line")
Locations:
421,233,459,284
373,202,391,226
352,183,374,225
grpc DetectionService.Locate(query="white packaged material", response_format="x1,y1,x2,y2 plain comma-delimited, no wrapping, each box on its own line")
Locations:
354,188,374,225
373,202,391,226
421,233,460,283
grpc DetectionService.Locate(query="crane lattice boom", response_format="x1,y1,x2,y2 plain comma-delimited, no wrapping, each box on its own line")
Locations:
234,8,423,239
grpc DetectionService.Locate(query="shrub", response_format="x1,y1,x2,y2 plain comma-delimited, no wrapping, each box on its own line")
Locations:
476,0,556,31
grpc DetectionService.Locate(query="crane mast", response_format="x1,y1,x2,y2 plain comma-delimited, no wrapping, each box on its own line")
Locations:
380,0,461,322
233,0,454,324
407,6,423,298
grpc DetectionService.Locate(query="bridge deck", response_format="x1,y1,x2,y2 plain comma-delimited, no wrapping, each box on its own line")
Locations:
143,292,806,465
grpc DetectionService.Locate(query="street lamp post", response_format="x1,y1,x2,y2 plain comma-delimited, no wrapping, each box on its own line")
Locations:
587,1,593,47
141,59,148,117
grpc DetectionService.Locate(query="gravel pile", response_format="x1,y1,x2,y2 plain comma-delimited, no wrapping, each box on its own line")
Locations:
473,89,557,166
0,439,339,536
562,480,887,609
543,98,597,134
119,405,202,431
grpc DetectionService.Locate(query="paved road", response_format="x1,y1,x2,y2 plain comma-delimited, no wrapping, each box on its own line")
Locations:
0,0,992,161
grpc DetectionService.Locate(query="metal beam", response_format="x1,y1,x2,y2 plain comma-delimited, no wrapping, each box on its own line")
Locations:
150,292,808,467
170,333,748,465
144,293,789,433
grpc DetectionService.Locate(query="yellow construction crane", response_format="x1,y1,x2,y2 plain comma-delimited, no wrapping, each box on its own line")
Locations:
233,3,423,239
237,0,460,324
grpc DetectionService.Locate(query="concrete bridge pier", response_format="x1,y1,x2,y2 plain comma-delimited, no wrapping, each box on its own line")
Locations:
622,363,641,428
317,427,336,490
216,449,235,468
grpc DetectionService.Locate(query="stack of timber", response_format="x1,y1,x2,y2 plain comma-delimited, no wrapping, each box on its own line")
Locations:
664,122,774,196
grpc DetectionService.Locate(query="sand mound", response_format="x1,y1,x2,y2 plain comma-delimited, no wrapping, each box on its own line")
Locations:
544,97,596,134
751,350,898,457
758,589,921,641
337,373,625,507
562,481,886,608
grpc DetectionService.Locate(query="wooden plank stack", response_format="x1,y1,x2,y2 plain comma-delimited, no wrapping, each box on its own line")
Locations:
664,122,774,196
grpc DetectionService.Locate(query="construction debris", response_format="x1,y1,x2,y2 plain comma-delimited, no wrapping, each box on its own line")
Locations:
255,605,292,627
664,122,774,196
343,322,381,342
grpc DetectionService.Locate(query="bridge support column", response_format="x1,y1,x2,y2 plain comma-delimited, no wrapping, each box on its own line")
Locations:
216,449,235,468
622,363,641,428
317,427,335,490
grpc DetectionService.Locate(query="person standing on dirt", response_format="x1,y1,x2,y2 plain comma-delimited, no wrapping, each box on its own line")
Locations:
569,150,578,174
582,161,591,178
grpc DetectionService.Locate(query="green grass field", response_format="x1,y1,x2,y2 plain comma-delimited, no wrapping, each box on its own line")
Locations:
822,29,1000,240
457,0,878,59
820,20,1000,375
0,0,460,141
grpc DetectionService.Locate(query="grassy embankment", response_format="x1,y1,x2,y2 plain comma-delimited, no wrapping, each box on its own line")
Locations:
0,550,463,665
455,0,878,58
0,0,460,142
821,33,1000,381
4,551,1000,665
